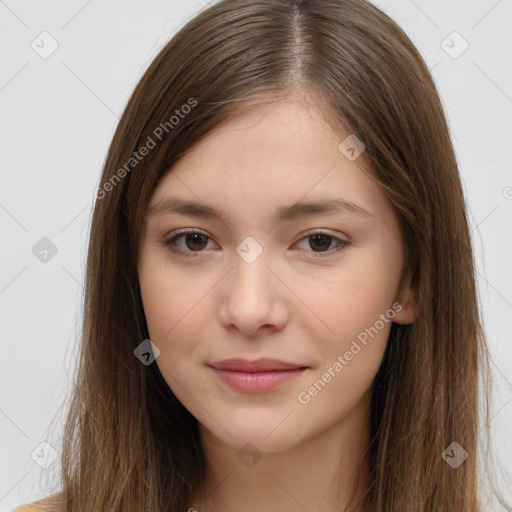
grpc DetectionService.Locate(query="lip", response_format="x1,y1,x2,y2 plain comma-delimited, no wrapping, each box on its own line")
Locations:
208,358,309,393
208,357,308,372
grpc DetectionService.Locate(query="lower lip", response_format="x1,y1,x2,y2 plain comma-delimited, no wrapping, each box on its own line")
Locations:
210,367,308,393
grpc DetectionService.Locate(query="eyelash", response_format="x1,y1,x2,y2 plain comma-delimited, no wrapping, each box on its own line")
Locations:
163,229,349,258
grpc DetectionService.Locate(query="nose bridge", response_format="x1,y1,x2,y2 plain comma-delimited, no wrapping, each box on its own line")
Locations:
230,237,272,307
219,235,286,333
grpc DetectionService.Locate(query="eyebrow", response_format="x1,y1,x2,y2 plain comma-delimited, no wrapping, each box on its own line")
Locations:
146,197,374,224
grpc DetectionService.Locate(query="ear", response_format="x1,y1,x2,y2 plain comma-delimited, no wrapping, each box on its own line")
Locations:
392,269,419,325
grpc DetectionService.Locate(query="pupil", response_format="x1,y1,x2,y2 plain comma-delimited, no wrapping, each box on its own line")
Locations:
186,233,207,251
310,234,330,252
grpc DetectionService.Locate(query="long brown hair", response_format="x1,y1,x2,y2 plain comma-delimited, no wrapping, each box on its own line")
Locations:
30,0,510,510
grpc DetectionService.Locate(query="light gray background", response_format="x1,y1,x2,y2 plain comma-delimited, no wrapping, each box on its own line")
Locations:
1,0,511,510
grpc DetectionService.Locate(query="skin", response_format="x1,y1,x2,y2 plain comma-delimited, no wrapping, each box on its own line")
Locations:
137,89,419,512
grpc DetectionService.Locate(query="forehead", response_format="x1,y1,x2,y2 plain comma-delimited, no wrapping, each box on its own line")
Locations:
148,94,394,229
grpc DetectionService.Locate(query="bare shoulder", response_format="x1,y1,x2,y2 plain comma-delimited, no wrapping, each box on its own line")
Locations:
11,503,54,512
11,494,60,512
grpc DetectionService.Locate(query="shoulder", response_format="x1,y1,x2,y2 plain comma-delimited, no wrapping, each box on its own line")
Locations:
11,498,54,512
11,492,61,511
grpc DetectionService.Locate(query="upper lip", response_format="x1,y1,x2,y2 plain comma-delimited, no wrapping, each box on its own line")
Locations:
208,358,309,372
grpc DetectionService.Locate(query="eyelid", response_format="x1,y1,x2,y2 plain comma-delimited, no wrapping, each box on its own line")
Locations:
163,228,350,257
296,230,350,256
163,228,215,255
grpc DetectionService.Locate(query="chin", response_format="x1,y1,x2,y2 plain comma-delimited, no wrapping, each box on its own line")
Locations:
200,417,308,454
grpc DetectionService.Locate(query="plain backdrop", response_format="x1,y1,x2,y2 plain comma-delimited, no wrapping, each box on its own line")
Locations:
1,0,511,509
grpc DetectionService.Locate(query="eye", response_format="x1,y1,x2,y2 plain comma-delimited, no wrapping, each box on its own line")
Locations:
163,229,349,257
295,231,349,256
164,229,215,255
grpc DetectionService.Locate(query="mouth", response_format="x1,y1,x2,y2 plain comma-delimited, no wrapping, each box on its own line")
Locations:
207,358,309,393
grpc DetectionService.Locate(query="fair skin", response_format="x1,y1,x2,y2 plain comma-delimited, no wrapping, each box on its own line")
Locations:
137,90,419,512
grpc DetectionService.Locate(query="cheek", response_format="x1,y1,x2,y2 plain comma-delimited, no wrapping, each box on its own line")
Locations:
291,252,397,384
138,266,208,399
139,272,176,341
138,259,200,349
295,277,393,417
295,260,397,342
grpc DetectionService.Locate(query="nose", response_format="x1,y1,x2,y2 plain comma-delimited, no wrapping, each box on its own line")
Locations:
217,247,289,336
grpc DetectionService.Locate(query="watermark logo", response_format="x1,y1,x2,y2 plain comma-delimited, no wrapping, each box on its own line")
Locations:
31,31,59,59
95,97,198,200
32,237,58,263
442,441,468,468
236,442,262,468
236,236,264,264
134,338,161,366
297,302,402,405
338,134,365,161
31,441,59,469
441,31,469,59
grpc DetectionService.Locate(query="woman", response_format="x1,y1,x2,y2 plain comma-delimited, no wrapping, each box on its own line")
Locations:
14,0,511,510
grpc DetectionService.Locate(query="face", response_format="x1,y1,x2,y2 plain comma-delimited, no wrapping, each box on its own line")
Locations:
137,91,418,454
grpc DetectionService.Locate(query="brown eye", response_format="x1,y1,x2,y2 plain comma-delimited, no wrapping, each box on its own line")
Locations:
165,230,214,253
164,229,349,258
308,234,333,252
296,231,349,257
182,233,209,251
